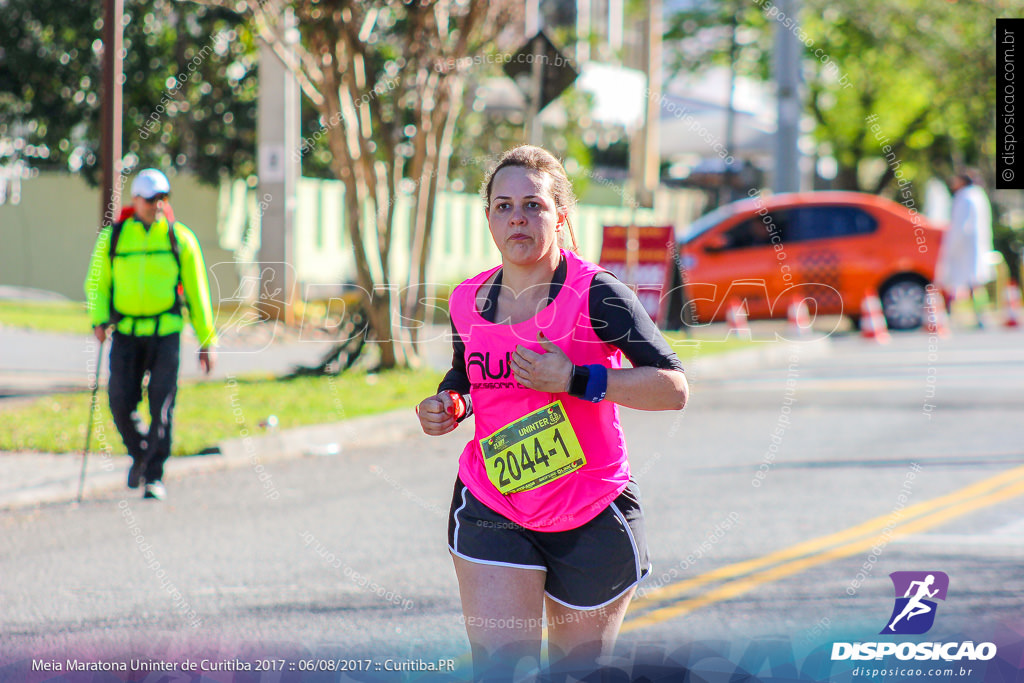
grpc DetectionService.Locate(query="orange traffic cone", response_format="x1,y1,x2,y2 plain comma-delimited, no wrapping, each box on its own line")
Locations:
726,298,751,339
787,295,812,338
922,287,951,338
1004,281,1022,329
860,291,890,343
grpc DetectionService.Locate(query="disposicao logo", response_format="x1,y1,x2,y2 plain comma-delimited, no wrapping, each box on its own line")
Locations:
831,571,997,663
881,570,948,635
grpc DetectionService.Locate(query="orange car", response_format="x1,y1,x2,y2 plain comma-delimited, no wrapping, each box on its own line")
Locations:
668,191,945,330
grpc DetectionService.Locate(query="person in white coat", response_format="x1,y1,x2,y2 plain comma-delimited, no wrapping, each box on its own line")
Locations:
936,170,994,327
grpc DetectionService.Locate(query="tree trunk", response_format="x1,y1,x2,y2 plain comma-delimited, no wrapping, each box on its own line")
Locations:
366,292,397,368
212,0,517,370
834,163,860,192
409,79,461,332
340,170,398,369
403,76,440,342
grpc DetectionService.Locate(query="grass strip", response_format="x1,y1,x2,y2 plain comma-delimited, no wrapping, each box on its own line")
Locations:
0,300,91,335
662,333,758,364
1,369,442,457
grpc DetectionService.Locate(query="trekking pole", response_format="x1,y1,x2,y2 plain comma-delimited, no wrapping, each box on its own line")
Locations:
77,335,107,503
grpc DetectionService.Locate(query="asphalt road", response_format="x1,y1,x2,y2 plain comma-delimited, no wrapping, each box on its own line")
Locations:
2,328,1023,681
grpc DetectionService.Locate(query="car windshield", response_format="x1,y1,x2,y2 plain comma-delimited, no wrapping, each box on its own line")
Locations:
678,197,760,244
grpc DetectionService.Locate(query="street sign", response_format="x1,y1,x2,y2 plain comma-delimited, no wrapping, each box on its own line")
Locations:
504,30,579,112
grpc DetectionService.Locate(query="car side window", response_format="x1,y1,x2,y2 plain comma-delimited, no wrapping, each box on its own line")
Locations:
722,212,787,250
784,206,879,242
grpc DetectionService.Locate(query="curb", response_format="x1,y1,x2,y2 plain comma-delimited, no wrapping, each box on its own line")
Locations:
0,339,831,511
0,409,420,511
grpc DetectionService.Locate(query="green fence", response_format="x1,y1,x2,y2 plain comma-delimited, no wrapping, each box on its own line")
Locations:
217,177,690,290
0,171,699,302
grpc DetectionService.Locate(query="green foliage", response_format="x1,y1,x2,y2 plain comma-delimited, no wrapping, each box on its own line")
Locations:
290,2,494,180
994,222,1024,284
440,24,597,200
286,9,599,201
800,0,1005,195
0,0,258,185
662,0,1006,199
446,81,595,200
664,0,773,82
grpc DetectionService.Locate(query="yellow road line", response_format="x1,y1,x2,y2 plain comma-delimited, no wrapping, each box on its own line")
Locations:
631,463,1024,609
623,471,1024,633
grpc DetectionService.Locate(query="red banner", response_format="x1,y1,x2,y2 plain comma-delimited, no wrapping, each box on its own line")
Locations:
598,225,675,326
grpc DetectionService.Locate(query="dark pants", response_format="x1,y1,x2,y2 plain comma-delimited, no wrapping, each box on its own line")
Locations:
108,332,180,482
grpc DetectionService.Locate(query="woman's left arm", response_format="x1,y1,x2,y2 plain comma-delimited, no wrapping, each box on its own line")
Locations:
589,272,688,411
511,273,688,411
606,365,688,411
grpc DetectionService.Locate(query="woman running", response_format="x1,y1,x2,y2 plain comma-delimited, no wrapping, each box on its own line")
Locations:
417,145,689,679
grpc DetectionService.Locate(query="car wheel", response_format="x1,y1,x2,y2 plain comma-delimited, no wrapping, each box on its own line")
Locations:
880,276,928,330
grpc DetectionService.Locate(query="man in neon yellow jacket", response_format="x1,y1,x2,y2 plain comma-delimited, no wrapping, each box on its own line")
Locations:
84,169,218,500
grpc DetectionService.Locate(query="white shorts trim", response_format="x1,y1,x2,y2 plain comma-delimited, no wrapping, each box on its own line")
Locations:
544,575,644,611
451,485,469,555
451,485,546,571
609,500,642,583
448,546,547,572
544,500,648,610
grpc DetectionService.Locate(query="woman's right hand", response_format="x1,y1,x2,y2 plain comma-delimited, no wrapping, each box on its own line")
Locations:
417,392,458,436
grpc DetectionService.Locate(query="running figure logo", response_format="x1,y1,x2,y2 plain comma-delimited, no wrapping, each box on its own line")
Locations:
881,571,949,635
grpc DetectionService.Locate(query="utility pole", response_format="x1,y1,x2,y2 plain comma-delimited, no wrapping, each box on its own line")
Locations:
629,0,661,209
773,0,801,193
100,0,124,228
642,0,661,209
576,0,591,64
257,11,300,324
524,0,543,145
724,1,739,203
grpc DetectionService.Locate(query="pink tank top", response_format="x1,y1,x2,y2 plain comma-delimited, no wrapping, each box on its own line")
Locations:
449,249,630,531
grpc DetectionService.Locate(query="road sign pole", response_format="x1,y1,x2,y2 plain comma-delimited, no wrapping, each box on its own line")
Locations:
527,35,544,144
100,0,123,229
507,30,579,144
523,0,543,145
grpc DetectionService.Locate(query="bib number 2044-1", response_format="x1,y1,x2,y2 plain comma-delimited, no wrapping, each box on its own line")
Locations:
479,401,586,495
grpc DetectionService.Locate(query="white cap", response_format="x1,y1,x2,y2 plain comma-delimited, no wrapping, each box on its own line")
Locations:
131,169,171,199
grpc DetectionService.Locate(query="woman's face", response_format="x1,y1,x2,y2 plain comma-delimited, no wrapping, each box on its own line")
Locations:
486,166,565,267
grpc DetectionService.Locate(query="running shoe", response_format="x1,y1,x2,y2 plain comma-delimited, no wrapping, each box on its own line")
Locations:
143,481,166,500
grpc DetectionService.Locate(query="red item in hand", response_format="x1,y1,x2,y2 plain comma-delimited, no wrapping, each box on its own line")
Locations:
444,391,466,420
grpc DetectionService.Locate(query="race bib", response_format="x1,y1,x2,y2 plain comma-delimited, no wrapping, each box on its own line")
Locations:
479,401,586,495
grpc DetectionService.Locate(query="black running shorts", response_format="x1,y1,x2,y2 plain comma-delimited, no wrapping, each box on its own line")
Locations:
447,477,651,610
